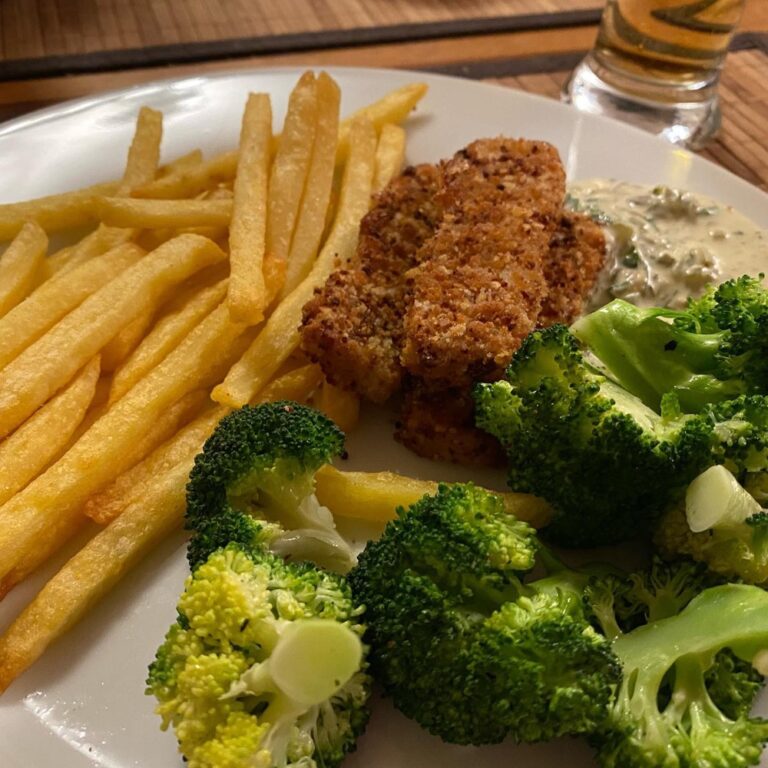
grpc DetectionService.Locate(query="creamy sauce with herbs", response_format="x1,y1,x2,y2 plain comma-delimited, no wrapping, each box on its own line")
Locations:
567,180,766,309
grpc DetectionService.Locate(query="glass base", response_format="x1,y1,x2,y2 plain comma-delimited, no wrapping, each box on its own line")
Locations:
562,56,721,150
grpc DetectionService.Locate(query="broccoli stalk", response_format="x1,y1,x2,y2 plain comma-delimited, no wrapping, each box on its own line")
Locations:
186,402,355,573
591,584,768,768
474,324,713,546
572,276,768,413
348,483,620,746
147,545,371,768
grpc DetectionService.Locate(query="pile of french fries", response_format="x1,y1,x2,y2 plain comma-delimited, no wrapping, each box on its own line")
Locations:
0,72,413,688
0,71,551,693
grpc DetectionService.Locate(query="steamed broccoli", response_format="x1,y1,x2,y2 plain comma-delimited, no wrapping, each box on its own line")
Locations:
147,544,370,768
474,324,713,546
654,398,768,584
571,276,768,412
586,579,768,768
348,483,620,746
585,557,764,721
186,402,354,573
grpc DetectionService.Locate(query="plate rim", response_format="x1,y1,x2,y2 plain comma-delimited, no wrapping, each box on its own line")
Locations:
1,63,766,208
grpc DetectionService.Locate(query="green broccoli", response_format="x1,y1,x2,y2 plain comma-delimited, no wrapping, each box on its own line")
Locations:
571,276,768,413
586,580,768,768
186,401,354,573
585,557,764,721
474,324,713,546
656,463,768,585
348,483,621,746
147,544,370,768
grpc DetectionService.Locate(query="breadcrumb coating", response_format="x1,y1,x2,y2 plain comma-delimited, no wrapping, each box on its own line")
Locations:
539,211,606,327
301,164,442,403
400,138,566,386
395,380,505,467
300,137,606,466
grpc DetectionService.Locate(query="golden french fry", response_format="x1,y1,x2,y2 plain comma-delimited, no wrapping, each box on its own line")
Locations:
100,306,157,373
0,181,118,241
0,222,47,317
0,301,247,588
212,117,377,407
84,404,227,525
337,82,427,163
264,253,287,306
119,106,163,194
109,278,228,403
131,150,238,199
268,73,317,272
259,363,323,404
316,380,360,432
0,234,226,439
45,227,136,280
280,72,341,298
314,465,554,527
160,149,203,177
95,197,232,229
0,357,100,507
228,93,272,324
0,242,144,371
0,447,193,691
373,123,406,193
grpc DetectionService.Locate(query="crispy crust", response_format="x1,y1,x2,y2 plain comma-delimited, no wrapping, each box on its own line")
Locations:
400,138,566,386
539,211,606,326
300,164,442,403
395,380,505,467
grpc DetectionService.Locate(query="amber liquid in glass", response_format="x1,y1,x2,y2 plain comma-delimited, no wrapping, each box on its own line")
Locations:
595,0,743,92
563,0,745,147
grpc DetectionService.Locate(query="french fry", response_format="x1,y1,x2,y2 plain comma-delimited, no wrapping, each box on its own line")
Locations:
263,252,287,305
0,357,100,507
259,363,323,404
119,106,163,194
45,227,137,280
314,465,554,527
0,242,144,371
268,73,317,273
0,181,118,241
160,149,203,177
0,234,226,439
0,222,47,317
228,93,272,324
100,306,157,373
109,278,228,403
316,380,360,432
131,150,238,199
212,117,377,407
0,404,228,692
84,404,227,525
373,123,406,193
0,301,247,588
280,72,341,298
95,197,232,229
337,82,427,163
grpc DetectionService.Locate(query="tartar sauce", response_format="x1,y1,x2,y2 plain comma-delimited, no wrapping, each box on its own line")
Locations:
567,179,766,309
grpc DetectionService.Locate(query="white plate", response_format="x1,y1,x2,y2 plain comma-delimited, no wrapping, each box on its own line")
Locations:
0,66,766,768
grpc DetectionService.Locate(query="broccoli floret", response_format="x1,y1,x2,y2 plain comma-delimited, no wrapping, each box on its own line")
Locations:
147,544,371,768
586,558,763,722
348,483,620,746
474,324,713,546
571,276,768,413
587,582,768,768
186,402,354,573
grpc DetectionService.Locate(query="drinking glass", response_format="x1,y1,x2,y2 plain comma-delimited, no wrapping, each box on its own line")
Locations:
562,0,745,149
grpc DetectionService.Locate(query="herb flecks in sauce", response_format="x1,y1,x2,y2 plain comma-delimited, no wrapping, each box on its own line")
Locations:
567,180,766,310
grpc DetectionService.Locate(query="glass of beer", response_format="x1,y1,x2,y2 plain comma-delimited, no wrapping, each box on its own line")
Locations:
562,0,745,149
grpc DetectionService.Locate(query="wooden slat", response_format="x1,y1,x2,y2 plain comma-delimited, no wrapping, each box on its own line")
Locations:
1,0,602,61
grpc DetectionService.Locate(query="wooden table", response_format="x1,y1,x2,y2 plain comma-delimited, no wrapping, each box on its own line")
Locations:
2,0,768,188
